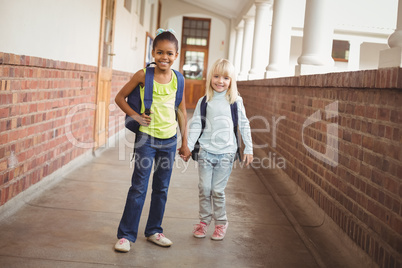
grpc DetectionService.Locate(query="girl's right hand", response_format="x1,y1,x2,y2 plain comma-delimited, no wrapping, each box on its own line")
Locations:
134,112,152,126
243,154,254,166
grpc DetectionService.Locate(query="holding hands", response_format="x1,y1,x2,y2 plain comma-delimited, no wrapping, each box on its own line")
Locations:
179,150,253,167
178,147,191,162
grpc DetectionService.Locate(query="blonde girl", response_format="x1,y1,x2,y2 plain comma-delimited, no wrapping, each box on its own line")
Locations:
184,58,253,240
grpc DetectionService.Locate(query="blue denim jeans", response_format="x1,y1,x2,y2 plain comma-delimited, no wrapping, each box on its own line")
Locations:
117,132,177,242
198,148,235,226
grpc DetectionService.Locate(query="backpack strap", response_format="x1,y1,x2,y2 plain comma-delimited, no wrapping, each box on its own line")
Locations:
124,67,154,134
173,69,184,109
230,101,238,128
199,97,237,138
200,96,207,130
143,67,154,112
126,66,183,134
146,68,183,111
230,101,242,161
191,96,207,161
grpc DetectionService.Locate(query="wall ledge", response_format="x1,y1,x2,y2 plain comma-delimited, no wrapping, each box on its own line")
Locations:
0,52,97,72
239,68,402,89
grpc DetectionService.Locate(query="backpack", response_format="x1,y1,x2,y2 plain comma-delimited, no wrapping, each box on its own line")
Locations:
191,96,241,161
125,66,184,133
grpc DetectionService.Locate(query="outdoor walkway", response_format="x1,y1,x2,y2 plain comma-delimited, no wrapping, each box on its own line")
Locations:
0,132,376,267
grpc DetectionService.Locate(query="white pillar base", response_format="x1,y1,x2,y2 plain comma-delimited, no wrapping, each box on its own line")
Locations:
237,73,248,81
379,47,402,68
248,71,265,80
295,64,335,76
265,69,294,78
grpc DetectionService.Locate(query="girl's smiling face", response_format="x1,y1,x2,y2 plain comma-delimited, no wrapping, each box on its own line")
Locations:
152,40,178,71
211,73,231,93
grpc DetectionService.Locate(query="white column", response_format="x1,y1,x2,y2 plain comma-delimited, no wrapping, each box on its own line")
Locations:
348,40,362,71
233,25,244,76
265,0,293,78
379,0,402,68
238,16,255,81
295,0,335,76
248,1,272,80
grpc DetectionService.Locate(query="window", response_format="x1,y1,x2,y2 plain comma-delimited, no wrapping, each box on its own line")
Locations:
124,0,132,12
149,3,154,34
183,51,205,80
134,0,139,14
182,17,210,47
139,0,145,26
180,17,211,80
332,40,350,62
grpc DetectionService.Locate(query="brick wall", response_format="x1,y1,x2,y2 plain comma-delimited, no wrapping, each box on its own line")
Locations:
0,53,129,206
109,70,131,138
238,67,401,268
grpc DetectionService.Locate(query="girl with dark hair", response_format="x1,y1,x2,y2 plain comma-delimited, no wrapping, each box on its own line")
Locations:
114,28,190,252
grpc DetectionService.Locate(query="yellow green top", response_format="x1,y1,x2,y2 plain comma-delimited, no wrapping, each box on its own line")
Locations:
139,69,178,139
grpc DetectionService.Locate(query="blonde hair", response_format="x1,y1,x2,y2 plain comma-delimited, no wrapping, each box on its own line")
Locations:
205,59,238,104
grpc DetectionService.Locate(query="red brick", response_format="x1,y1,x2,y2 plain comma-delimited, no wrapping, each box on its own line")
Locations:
365,106,377,119
377,108,390,121
0,133,8,145
384,125,393,140
0,107,9,118
372,139,388,155
351,132,362,145
362,135,374,150
0,94,12,105
392,128,401,143
0,159,7,171
346,103,355,114
390,110,402,124
349,158,361,174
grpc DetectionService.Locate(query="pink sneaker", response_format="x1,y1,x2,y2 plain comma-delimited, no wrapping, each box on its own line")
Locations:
211,222,228,241
193,222,208,238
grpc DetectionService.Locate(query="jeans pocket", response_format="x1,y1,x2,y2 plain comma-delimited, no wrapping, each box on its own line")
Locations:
223,153,236,164
198,148,207,161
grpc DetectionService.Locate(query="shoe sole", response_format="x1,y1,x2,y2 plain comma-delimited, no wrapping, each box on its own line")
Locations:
147,238,172,247
115,247,130,252
193,234,206,238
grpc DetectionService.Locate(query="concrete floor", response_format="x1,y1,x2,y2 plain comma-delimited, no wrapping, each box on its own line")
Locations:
0,132,377,268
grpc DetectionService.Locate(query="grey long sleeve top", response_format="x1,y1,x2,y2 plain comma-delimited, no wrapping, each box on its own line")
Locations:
187,90,253,156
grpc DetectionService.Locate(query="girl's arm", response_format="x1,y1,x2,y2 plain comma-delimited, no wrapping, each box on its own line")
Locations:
114,69,151,126
176,88,191,161
237,97,254,166
186,97,204,152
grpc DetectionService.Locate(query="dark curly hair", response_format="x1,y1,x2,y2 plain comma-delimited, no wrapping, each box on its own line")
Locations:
152,31,179,52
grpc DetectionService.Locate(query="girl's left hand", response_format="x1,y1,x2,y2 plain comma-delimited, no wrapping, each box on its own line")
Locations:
178,146,191,162
243,154,253,166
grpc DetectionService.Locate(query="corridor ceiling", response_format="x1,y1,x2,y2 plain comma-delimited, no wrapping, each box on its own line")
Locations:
179,0,255,19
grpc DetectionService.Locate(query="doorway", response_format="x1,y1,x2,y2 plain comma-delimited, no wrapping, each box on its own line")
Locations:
180,17,211,109
94,0,116,149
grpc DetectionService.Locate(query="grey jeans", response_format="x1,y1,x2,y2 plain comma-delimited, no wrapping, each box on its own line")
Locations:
197,149,235,226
